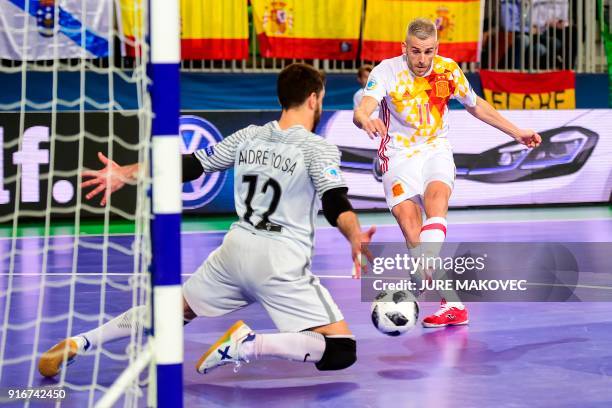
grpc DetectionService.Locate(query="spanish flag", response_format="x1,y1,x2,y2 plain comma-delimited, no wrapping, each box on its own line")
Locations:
480,70,576,110
362,0,483,62
117,0,144,57
118,0,248,59
181,0,249,60
252,0,362,60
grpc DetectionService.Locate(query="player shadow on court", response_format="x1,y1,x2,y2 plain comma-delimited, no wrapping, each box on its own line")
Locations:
35,362,129,389
376,326,588,377
183,381,359,405
376,368,428,381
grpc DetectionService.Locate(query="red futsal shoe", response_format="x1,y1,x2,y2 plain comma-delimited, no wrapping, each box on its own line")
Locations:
422,300,469,328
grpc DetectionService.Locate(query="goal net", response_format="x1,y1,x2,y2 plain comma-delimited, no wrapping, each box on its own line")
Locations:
0,1,182,407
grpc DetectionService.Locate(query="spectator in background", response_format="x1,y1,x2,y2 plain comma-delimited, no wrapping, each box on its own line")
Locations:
353,65,373,109
480,0,497,69
500,0,545,69
353,65,379,118
532,0,575,69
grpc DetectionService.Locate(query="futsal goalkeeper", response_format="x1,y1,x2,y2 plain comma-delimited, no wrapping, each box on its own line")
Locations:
38,63,375,378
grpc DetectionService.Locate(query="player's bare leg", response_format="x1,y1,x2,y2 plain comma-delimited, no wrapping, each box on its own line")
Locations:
423,181,450,218
421,181,468,327
196,319,356,374
309,320,352,336
391,199,423,248
390,198,430,298
183,297,197,322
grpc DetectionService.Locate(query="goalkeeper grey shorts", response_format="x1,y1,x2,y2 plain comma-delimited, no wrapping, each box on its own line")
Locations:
183,226,343,332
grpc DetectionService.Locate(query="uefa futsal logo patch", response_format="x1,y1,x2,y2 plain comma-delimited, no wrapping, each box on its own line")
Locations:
323,165,342,182
179,115,227,209
366,78,377,90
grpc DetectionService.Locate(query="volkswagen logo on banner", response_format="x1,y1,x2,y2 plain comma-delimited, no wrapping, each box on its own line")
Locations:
179,115,227,209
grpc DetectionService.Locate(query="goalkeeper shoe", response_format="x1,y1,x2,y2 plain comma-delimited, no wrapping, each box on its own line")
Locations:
38,336,89,377
196,320,253,374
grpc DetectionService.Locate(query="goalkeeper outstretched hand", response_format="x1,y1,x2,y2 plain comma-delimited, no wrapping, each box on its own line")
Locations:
82,152,140,206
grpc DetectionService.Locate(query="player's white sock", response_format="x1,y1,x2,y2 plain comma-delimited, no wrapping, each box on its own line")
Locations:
445,302,465,309
419,217,463,307
412,216,447,277
79,305,147,349
413,217,447,276
239,331,326,364
419,216,447,244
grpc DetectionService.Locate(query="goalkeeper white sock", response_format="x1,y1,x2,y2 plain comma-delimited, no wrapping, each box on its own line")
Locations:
239,331,326,364
78,305,147,349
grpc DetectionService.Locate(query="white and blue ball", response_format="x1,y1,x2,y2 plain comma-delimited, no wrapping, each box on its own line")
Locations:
371,291,419,336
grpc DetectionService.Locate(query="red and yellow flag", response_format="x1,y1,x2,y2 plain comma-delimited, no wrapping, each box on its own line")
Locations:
118,0,144,57
181,0,249,60
252,0,362,60
118,0,248,59
480,70,576,109
362,0,483,62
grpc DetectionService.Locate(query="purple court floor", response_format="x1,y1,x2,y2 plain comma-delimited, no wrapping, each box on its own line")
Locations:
1,215,611,407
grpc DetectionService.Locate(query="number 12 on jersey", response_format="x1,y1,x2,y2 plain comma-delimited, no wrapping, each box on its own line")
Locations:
242,174,282,227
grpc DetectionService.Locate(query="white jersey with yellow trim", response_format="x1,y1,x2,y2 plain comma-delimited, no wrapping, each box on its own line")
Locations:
363,54,477,171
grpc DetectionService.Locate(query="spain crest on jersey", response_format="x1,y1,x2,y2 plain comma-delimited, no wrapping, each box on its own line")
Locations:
435,80,450,98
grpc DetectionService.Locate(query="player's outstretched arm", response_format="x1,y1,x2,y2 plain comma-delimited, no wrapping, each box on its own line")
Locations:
321,188,376,278
82,152,204,206
465,96,542,148
353,96,387,139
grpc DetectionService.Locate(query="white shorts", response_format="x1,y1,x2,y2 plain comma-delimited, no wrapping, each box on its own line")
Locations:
182,226,343,332
382,145,456,210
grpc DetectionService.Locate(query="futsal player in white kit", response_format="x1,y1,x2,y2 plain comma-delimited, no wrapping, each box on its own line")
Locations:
353,18,542,327
39,63,375,377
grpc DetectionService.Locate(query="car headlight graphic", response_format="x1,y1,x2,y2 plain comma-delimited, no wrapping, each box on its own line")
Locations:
460,126,598,183
520,131,588,170
497,144,530,167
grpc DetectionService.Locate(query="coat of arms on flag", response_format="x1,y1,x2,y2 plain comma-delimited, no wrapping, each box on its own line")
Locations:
0,0,110,60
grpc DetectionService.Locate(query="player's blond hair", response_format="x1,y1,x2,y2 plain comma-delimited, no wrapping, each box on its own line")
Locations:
406,18,437,41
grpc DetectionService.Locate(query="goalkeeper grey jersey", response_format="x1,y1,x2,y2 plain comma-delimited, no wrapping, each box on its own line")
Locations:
194,120,347,254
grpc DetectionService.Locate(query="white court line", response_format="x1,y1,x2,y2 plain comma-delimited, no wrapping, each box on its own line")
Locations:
1,217,610,240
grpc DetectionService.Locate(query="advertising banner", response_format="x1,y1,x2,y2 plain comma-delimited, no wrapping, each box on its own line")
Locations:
0,111,274,220
319,109,612,208
2,109,610,220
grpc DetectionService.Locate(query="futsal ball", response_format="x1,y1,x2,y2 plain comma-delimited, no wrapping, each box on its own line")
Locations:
371,291,419,336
